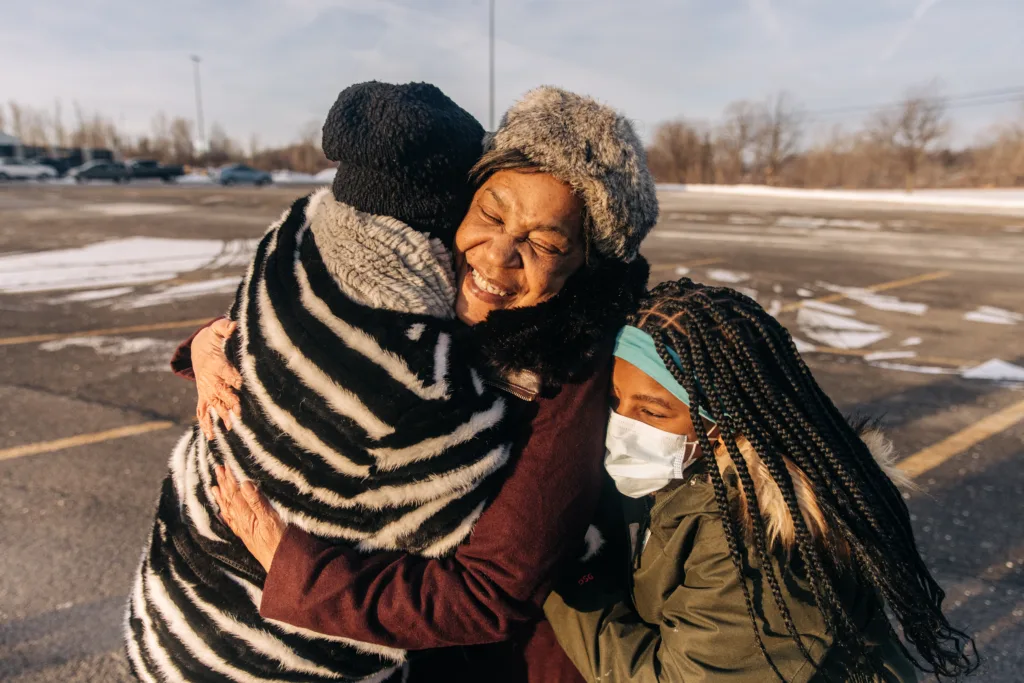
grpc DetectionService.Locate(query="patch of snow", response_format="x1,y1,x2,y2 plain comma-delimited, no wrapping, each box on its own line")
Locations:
802,300,857,316
869,362,958,375
819,283,928,315
0,237,257,293
114,277,241,309
82,203,183,217
658,184,1024,212
178,173,214,185
727,215,765,225
900,337,923,346
734,286,759,300
791,337,817,353
797,288,814,297
825,219,881,230
47,287,134,303
706,269,750,284
767,299,782,316
39,335,179,365
314,168,337,182
963,306,1022,325
674,266,690,276
796,307,890,349
271,170,321,184
775,216,827,229
961,359,1024,383
864,350,918,362
772,283,783,294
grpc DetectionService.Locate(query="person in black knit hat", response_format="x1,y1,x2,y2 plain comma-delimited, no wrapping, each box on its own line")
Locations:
127,81,516,682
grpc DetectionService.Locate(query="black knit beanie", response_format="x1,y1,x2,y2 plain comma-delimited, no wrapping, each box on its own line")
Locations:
321,81,485,244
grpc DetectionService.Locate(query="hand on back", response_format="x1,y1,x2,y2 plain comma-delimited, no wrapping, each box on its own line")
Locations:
193,319,243,439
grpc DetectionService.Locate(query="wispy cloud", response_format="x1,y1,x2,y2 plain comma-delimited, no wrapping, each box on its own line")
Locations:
0,0,1017,145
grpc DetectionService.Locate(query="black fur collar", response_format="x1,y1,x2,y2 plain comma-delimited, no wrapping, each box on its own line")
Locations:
464,257,650,389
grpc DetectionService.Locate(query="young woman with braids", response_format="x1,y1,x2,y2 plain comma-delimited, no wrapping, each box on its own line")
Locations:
543,278,978,682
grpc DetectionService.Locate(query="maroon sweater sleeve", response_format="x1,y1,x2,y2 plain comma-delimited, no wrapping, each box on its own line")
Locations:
169,318,224,380
259,364,611,650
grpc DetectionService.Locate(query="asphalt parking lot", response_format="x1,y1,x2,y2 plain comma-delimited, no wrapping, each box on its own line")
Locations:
1,182,1022,681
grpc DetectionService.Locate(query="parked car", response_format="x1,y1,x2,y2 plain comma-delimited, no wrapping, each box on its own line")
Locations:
68,161,130,183
0,157,58,181
127,159,185,182
31,157,75,177
215,164,272,186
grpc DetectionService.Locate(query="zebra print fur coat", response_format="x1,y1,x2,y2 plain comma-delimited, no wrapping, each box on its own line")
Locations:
126,188,517,682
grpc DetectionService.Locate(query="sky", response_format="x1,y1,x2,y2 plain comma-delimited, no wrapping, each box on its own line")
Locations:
1,0,1021,148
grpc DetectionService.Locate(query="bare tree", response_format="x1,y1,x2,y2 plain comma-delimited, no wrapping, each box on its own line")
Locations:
645,119,705,183
869,83,948,192
169,117,195,163
715,100,760,183
8,102,25,141
53,100,68,148
753,92,803,185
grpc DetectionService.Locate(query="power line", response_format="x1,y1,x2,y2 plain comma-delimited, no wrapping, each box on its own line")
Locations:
804,85,1024,120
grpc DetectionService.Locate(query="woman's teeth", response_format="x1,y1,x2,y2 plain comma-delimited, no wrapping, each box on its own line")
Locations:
471,268,512,297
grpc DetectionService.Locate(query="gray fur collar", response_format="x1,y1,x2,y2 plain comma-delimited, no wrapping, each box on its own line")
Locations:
305,187,456,319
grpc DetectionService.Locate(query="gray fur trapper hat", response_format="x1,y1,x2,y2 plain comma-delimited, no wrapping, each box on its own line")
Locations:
486,86,658,261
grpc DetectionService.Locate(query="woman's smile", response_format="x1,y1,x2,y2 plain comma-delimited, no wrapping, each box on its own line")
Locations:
465,265,517,303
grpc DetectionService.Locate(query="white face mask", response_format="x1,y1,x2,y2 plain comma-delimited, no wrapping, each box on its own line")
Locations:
604,411,705,498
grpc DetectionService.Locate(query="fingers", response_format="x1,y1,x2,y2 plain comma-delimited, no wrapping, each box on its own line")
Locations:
240,480,279,523
198,401,214,440
208,320,243,389
209,318,237,339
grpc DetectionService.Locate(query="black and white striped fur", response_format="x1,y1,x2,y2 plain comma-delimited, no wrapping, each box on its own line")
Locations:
126,188,515,682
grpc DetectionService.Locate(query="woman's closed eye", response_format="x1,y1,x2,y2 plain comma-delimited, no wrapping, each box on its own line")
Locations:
528,237,564,255
480,208,503,225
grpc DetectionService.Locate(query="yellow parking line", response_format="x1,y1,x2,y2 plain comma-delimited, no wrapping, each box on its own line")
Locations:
649,257,724,273
0,318,213,347
780,270,951,313
900,399,1024,478
0,421,176,462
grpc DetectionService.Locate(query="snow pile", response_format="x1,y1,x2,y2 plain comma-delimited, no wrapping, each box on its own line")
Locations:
961,359,1024,383
796,304,890,349
0,237,258,293
115,277,241,309
963,306,1022,325
659,184,1024,213
315,167,337,182
818,283,928,315
706,268,750,284
82,203,183,217
271,170,321,184
178,173,214,185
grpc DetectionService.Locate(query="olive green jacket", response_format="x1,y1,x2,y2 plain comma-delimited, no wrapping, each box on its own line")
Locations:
545,445,919,683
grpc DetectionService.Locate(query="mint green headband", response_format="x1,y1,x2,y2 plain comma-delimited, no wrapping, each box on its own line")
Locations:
612,326,716,424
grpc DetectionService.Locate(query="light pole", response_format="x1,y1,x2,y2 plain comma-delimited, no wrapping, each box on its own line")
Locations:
191,55,206,154
489,0,495,131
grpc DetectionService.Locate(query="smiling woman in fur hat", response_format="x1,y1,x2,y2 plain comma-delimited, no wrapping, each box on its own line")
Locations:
170,85,657,683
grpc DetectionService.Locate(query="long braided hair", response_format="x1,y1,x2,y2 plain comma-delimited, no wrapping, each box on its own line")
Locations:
633,278,977,681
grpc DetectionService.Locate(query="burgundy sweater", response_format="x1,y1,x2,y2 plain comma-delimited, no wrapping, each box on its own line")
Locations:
170,325,610,683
